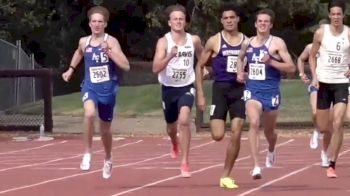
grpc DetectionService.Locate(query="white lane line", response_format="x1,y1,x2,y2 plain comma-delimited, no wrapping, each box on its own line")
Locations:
238,147,350,196
109,139,295,196
0,140,215,194
0,140,142,173
0,141,67,155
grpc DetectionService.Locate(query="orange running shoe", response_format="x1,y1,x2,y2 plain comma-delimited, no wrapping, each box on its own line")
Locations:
326,167,337,178
180,163,191,178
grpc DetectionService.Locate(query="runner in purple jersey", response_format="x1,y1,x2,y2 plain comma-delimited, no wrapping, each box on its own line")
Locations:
196,3,247,189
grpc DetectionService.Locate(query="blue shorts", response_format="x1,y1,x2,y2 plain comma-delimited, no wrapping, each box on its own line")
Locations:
161,84,195,123
81,84,118,122
308,85,318,94
244,88,281,111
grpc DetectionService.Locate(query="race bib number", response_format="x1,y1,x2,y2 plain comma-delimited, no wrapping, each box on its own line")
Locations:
167,68,187,80
226,56,238,73
248,63,266,80
327,54,342,64
101,52,109,63
89,65,110,83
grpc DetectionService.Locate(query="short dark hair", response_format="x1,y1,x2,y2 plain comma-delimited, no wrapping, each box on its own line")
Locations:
87,6,110,22
328,0,346,13
165,4,186,20
256,8,275,24
219,3,241,17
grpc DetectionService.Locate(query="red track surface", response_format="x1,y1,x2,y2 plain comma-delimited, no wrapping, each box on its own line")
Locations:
0,135,349,196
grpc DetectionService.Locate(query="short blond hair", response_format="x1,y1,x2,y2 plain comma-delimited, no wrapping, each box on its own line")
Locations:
87,6,110,22
165,4,186,20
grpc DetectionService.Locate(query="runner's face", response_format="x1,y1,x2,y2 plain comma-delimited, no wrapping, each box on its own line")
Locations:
255,14,273,34
168,11,186,32
89,13,107,35
329,6,344,27
221,10,239,32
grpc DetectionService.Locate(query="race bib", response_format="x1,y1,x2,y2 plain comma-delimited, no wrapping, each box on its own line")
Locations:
248,63,266,80
166,67,187,80
89,65,110,83
226,56,238,73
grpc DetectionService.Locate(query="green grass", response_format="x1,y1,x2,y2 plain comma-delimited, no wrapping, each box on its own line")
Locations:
12,80,312,123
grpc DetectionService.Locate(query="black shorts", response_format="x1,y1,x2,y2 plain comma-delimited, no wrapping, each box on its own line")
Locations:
210,81,245,120
317,82,348,109
161,84,195,123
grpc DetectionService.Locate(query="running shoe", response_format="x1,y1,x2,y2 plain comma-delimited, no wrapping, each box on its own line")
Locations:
80,153,91,171
180,163,191,178
265,151,276,168
321,150,330,168
220,177,238,189
102,159,113,179
326,167,337,178
309,130,319,149
251,167,262,180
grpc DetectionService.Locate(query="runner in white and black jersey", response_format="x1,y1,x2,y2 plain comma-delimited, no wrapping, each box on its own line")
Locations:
309,0,350,178
152,4,203,178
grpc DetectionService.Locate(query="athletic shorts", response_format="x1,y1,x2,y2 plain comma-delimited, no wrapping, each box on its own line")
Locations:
317,82,348,109
244,88,281,111
81,84,118,122
161,84,195,123
210,81,245,120
308,85,318,94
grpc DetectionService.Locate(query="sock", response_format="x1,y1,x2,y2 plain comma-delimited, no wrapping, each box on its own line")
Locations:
329,161,336,169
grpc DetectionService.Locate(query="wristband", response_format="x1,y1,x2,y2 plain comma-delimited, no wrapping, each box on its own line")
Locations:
69,66,76,71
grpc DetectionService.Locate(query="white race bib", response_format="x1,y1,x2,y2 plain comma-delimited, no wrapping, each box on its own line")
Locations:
89,65,110,83
226,56,238,73
166,67,187,81
248,63,266,80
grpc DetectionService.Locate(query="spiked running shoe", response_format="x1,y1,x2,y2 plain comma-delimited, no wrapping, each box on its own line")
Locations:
321,150,330,168
220,177,238,189
251,167,262,180
102,159,113,179
266,151,276,168
170,143,179,159
309,130,319,149
80,153,91,171
326,167,337,178
180,163,191,178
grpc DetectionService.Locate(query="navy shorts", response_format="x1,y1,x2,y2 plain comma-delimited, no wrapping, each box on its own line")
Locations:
81,85,118,122
161,84,195,123
244,88,281,111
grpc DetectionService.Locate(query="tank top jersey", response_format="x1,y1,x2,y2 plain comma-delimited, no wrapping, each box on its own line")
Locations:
158,32,195,87
245,36,281,91
212,32,245,82
316,24,350,83
83,34,118,96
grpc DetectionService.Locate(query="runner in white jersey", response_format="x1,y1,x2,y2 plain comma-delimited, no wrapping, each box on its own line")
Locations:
152,4,203,178
309,0,350,178
158,32,195,87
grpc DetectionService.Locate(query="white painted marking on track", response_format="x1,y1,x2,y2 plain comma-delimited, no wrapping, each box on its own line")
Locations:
0,139,214,194
0,141,67,155
109,139,295,196
237,147,350,196
0,140,142,173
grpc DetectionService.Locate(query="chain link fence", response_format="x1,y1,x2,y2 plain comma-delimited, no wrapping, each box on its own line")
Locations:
0,39,44,129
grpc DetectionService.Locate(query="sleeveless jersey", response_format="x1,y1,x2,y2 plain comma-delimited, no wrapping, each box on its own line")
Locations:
158,32,195,87
212,32,245,82
316,24,350,83
83,34,118,96
245,36,281,91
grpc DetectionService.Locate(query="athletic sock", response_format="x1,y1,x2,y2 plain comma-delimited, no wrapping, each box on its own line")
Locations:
329,161,336,169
